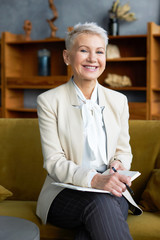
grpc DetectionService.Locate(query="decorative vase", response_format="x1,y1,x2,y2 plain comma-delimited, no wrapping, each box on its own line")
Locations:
108,11,119,36
38,49,51,76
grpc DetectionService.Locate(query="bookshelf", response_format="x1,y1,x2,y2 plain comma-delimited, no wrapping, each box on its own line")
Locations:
147,22,160,119
98,35,147,120
1,23,160,119
1,32,70,118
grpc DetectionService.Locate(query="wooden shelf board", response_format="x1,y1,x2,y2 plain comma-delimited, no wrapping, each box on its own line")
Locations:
7,76,68,89
153,34,160,37
109,35,147,39
6,38,65,45
106,57,146,62
105,86,146,91
6,108,37,112
152,88,160,91
151,114,160,120
5,34,147,44
129,102,146,105
7,85,59,89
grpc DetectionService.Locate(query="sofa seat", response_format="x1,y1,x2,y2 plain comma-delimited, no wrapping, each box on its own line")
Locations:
0,200,75,240
127,211,160,240
1,201,160,240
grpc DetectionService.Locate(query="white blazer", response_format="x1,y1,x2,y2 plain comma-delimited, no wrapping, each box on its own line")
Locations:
36,79,133,224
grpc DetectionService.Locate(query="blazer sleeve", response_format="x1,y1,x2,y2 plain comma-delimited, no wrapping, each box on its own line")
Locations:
37,93,96,188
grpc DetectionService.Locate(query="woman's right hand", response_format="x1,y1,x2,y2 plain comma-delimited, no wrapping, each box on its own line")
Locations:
91,172,131,197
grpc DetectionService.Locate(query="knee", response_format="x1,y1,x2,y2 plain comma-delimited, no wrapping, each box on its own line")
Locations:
83,193,115,215
90,193,115,206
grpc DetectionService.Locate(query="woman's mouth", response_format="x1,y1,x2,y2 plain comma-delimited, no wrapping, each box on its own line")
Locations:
83,65,98,71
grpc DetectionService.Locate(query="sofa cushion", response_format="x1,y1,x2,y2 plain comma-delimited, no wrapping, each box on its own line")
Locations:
0,119,46,201
127,211,160,240
0,185,13,201
0,200,75,240
139,169,160,211
129,120,160,202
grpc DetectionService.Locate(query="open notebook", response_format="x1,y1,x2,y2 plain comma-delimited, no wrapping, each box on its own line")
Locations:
52,170,141,193
102,169,141,181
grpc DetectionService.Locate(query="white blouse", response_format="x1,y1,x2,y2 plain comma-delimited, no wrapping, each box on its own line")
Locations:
72,79,108,186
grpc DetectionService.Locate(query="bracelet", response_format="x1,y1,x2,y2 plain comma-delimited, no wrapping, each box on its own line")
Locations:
114,157,122,163
109,157,122,168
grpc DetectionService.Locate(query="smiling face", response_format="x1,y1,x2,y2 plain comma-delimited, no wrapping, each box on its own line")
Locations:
63,33,106,86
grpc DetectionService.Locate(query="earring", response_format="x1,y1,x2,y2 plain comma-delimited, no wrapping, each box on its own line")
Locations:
66,63,69,66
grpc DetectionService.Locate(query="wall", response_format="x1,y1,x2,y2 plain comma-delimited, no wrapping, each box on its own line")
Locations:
0,0,160,40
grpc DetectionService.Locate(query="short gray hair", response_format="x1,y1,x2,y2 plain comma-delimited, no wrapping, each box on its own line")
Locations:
65,22,108,50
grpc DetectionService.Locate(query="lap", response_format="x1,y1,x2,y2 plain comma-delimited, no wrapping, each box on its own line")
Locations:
47,188,129,228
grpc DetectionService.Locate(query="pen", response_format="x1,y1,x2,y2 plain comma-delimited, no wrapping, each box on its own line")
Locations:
112,167,134,196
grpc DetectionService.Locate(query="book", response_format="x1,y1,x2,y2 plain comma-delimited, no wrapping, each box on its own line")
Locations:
102,169,141,181
52,182,110,193
52,170,141,193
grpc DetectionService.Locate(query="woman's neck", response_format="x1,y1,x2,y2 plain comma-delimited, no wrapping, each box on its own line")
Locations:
73,78,97,99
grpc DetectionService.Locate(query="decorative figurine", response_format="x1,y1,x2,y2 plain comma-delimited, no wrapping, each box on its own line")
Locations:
107,44,121,59
23,20,32,41
67,26,74,32
47,0,58,38
104,73,132,88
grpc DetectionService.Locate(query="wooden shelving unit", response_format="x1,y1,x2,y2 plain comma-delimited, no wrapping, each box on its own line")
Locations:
98,34,147,119
147,22,160,119
1,32,70,118
1,23,160,119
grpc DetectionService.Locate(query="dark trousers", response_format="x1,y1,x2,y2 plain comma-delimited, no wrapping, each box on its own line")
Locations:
47,189,133,240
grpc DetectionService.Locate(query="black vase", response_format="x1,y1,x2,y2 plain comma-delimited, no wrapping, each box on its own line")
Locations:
38,49,51,76
108,17,119,36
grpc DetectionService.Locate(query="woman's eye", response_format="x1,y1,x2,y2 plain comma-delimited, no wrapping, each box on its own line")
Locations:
97,51,104,54
80,49,87,53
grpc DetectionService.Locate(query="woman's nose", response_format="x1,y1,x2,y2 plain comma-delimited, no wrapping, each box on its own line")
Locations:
87,52,96,62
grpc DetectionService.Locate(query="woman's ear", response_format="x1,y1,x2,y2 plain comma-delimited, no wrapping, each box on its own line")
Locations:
63,50,70,66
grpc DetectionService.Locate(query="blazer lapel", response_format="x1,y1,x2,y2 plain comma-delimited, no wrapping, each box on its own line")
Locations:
98,85,116,162
65,80,83,165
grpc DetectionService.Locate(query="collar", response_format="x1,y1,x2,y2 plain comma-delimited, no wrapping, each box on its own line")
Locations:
72,78,98,104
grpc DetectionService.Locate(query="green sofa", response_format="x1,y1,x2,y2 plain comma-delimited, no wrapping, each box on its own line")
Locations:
0,119,160,240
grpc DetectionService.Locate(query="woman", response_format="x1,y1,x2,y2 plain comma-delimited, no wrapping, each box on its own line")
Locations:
36,22,141,240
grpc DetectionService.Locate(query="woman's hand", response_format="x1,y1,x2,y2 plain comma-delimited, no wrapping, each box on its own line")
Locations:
91,167,131,197
109,160,126,173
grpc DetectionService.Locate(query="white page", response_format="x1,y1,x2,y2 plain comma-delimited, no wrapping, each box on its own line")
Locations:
117,170,141,181
52,170,140,193
52,182,110,193
102,169,141,181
